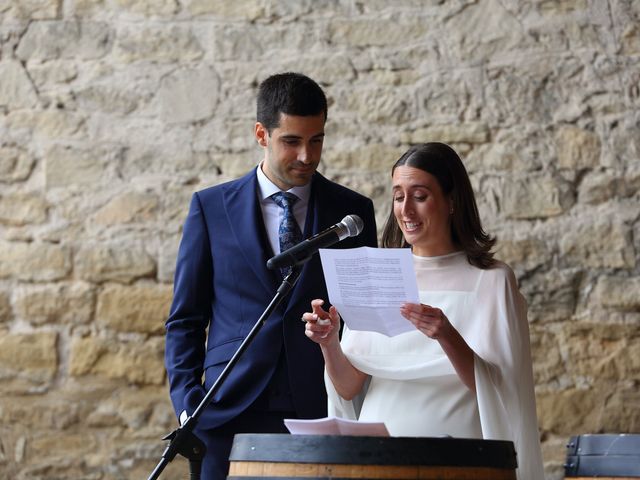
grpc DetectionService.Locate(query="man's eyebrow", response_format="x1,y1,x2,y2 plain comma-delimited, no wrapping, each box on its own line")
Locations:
279,133,325,140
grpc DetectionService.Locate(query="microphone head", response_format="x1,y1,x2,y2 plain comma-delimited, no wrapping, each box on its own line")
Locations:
342,214,364,237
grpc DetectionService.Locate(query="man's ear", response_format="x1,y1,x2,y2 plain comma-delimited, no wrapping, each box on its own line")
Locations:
255,122,269,147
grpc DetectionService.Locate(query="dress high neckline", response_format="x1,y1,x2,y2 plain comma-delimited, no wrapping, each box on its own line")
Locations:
412,250,466,268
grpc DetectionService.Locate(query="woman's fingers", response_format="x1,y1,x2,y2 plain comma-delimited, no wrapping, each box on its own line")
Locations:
401,303,449,339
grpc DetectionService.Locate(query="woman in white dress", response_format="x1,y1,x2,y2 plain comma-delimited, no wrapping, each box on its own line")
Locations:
302,142,545,480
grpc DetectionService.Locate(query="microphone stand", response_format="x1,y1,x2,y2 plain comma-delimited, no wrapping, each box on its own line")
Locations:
147,267,303,480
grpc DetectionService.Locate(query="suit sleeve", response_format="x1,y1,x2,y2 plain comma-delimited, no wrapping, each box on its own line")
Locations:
164,192,212,418
360,198,378,248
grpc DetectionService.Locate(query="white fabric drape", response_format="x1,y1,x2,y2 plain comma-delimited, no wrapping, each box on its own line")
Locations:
326,251,545,480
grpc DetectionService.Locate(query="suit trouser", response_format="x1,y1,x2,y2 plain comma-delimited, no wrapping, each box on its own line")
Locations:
194,409,295,480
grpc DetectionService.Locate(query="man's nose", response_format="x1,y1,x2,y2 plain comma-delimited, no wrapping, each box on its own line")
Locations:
298,145,311,163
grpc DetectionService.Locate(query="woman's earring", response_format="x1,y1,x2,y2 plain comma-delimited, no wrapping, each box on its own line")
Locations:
449,206,454,215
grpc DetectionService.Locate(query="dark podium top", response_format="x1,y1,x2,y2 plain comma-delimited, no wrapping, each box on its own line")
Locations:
228,434,518,480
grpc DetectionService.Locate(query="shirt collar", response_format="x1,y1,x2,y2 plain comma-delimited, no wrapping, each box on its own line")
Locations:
256,162,311,203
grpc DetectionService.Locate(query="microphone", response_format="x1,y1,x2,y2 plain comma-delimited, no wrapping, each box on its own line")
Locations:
267,214,364,270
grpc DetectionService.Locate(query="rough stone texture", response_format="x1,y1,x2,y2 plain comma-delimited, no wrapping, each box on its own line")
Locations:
96,282,172,334
0,1,638,478
12,282,95,325
0,332,58,392
74,243,156,283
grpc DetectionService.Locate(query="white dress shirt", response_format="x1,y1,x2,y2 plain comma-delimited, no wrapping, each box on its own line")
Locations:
256,162,311,255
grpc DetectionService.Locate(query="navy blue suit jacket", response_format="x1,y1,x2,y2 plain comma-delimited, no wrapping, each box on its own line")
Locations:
165,168,378,430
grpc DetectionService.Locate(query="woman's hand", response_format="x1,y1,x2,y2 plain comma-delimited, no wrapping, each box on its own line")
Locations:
401,302,476,392
302,299,340,345
400,302,453,340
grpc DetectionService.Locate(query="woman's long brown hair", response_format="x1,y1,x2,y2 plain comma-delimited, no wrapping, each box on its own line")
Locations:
381,142,496,269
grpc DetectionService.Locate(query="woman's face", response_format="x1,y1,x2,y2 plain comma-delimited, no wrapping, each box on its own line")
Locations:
392,165,455,257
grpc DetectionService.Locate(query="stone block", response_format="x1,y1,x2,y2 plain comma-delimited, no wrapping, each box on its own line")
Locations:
539,383,640,434
69,336,165,385
329,17,429,47
27,432,100,469
27,60,78,89
399,123,490,146
578,170,620,204
443,0,532,62
502,173,574,219
75,244,156,284
157,66,220,124
96,282,172,334
520,269,581,324
621,23,640,54
44,144,112,188
0,146,36,183
160,189,193,228
0,290,11,323
323,144,405,172
193,117,255,152
91,191,159,226
494,236,550,273
0,192,48,226
108,0,177,16
591,275,640,311
0,60,39,109
346,86,412,124
85,385,174,431
211,152,257,179
0,0,60,19
7,109,85,140
185,0,264,19
465,125,551,172
158,235,180,283
560,220,635,269
277,55,357,86
555,125,601,170
530,328,564,384
113,24,203,63
0,332,58,388
559,323,640,380
13,282,95,325
74,83,141,115
16,21,112,61
0,241,71,281
537,388,601,434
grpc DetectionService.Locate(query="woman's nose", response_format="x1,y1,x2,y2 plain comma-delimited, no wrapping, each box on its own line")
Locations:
401,200,413,216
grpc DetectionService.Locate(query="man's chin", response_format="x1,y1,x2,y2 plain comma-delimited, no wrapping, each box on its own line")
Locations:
289,173,314,186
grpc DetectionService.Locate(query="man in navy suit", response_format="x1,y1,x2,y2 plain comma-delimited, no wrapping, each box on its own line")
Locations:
164,72,378,479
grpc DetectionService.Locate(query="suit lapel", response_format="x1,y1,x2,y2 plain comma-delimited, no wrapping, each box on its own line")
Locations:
223,169,279,295
287,173,335,308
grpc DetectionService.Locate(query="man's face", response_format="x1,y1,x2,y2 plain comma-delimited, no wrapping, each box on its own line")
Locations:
256,112,325,191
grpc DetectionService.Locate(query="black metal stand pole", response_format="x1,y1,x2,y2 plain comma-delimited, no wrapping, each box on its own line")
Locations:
147,268,302,480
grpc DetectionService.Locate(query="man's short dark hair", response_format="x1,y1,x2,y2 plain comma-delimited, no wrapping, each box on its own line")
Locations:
257,72,328,132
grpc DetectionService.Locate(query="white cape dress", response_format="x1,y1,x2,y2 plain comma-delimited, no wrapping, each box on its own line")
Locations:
326,251,545,480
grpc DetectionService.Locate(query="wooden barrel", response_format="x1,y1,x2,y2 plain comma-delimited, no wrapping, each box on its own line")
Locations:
565,434,640,479
227,434,517,479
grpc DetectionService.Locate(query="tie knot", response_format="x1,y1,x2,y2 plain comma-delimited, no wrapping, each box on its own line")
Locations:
271,191,297,210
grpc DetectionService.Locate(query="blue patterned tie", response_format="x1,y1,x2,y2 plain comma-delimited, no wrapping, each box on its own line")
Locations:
271,191,303,277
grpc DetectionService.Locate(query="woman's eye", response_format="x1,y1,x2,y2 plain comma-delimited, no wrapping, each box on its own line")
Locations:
393,196,404,202
414,195,427,201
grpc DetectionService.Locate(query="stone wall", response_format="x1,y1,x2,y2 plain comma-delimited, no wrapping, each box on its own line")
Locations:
0,0,638,478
